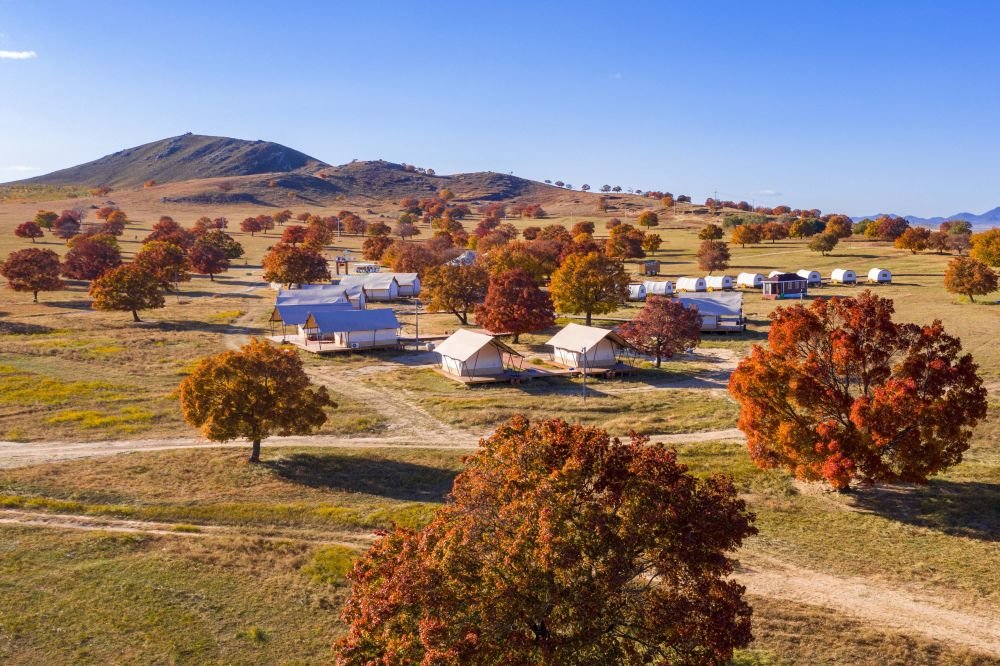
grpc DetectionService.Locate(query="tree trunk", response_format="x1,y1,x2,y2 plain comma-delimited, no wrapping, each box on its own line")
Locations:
655,355,662,368
249,439,261,463
585,311,592,326
968,293,975,303
132,309,141,322
209,273,215,282
513,332,520,344
32,290,38,303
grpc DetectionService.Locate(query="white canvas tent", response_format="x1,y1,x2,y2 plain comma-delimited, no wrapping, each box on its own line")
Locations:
737,272,764,288
768,270,784,278
434,329,522,378
796,269,822,286
831,269,857,284
627,283,647,301
642,280,674,296
705,275,733,291
546,323,636,369
867,268,892,283
676,277,707,292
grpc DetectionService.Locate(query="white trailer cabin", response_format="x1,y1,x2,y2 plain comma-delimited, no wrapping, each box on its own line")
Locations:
704,275,733,291
796,269,822,286
830,269,857,285
676,277,707,292
434,329,522,379
736,272,764,289
868,268,892,284
546,323,636,369
627,283,647,301
642,280,674,296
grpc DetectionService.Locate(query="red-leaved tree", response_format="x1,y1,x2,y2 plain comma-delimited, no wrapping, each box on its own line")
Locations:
335,416,756,665
1,248,63,302
619,295,702,367
474,269,555,342
729,290,987,489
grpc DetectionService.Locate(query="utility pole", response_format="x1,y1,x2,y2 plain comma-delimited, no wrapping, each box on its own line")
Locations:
414,298,420,347
581,346,587,402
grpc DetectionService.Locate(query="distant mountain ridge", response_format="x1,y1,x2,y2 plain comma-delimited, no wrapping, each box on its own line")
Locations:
850,207,1000,230
11,133,329,188
2,133,552,203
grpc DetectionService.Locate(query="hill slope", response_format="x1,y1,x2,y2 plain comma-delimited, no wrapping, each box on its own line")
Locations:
852,207,1000,230
13,133,328,188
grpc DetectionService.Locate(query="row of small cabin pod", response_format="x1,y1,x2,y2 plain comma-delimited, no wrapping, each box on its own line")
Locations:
629,268,892,300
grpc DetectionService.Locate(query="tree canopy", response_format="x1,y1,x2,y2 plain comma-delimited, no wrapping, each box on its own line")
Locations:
89,263,165,322
619,296,702,367
729,291,987,489
262,244,330,287
475,269,555,343
422,263,488,325
1,248,63,302
178,339,335,462
549,252,629,326
335,416,756,665
943,257,998,303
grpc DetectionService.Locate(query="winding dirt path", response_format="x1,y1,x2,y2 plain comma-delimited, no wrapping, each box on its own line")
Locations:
0,508,374,548
735,553,1000,657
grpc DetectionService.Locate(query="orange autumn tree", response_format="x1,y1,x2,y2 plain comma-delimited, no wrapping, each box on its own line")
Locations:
335,416,756,665
178,339,335,463
729,291,987,490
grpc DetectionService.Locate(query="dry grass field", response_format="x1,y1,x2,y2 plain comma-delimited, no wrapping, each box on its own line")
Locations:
1,185,998,663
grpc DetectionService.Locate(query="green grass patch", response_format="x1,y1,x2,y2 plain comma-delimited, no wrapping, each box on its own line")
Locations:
301,545,358,585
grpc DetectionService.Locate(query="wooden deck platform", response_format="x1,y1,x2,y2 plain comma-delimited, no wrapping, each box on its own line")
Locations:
435,362,637,385
267,336,400,354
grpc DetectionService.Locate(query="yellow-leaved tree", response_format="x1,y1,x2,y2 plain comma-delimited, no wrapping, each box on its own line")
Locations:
178,339,335,462
548,252,629,326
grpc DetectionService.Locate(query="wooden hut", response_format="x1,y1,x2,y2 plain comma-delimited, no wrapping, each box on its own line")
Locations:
762,273,808,300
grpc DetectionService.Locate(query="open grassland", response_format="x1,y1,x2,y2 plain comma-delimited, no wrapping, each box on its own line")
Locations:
1,191,999,663
365,366,739,436
0,434,997,664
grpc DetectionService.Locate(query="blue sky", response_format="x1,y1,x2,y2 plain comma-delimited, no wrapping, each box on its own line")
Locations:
1,0,999,217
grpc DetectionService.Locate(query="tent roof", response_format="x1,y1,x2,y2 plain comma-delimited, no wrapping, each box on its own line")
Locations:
337,274,399,290
305,308,400,333
676,292,744,316
764,272,806,283
273,301,357,325
276,286,356,306
546,323,632,352
434,329,520,362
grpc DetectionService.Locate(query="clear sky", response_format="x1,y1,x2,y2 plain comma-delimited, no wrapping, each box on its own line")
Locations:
1,0,999,217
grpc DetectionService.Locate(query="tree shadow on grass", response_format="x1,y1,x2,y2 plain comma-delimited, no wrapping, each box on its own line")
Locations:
0,320,55,335
135,320,262,335
265,453,459,502
850,479,999,542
